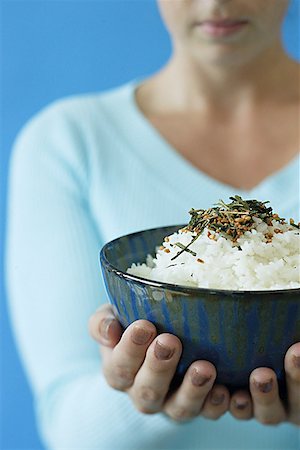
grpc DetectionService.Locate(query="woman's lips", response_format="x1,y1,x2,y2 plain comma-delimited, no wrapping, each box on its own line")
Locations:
198,19,249,38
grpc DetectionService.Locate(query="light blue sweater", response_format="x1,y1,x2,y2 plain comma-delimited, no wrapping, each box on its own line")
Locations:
6,82,300,450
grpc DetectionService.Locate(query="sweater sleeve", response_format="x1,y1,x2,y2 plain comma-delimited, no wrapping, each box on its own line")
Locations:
5,102,177,450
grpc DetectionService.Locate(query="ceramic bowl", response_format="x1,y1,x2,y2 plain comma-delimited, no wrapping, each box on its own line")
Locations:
100,225,300,393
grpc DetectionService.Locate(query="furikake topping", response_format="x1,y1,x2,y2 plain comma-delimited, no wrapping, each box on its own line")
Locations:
171,195,299,261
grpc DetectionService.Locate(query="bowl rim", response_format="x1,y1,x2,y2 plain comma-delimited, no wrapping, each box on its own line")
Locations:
100,224,300,297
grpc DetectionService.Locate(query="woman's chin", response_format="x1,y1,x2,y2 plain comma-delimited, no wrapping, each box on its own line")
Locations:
187,41,264,69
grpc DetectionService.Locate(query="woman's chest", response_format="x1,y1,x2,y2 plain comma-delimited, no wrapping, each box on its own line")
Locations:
148,109,299,190
89,137,299,244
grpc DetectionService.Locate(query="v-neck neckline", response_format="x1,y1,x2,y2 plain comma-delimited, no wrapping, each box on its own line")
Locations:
123,80,299,206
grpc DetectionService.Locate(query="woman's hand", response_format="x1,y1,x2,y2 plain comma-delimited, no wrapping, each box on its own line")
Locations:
229,343,300,426
89,305,299,426
89,304,231,422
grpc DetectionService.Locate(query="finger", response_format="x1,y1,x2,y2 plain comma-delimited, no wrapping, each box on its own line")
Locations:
130,334,182,414
104,320,157,391
250,368,286,425
230,390,253,420
284,342,300,425
201,384,230,420
88,304,122,347
164,360,216,422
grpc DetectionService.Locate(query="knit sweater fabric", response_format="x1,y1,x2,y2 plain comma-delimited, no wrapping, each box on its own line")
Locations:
6,81,300,450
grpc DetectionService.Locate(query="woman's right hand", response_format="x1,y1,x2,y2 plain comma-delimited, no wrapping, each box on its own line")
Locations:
88,304,251,422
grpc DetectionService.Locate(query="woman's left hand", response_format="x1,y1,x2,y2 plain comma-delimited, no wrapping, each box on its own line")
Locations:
229,343,300,426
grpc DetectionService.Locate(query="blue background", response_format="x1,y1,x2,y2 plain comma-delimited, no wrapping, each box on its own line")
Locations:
1,1,299,449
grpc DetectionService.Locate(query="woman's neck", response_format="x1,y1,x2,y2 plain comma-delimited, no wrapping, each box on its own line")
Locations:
138,42,299,115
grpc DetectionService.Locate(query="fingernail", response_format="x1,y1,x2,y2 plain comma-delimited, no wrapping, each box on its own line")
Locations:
254,378,273,393
211,392,225,405
131,326,153,345
233,399,248,410
100,318,117,339
154,341,175,360
190,369,212,387
292,354,300,368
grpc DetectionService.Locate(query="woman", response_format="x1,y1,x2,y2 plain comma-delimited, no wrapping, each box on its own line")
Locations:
6,0,300,449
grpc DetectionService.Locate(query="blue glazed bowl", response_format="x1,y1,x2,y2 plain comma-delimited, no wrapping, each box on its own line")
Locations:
100,225,300,393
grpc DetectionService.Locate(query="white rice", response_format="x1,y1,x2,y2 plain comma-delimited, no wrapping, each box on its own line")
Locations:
127,218,300,290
